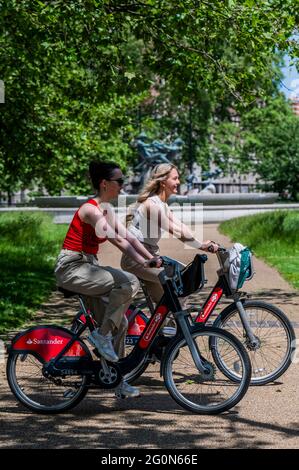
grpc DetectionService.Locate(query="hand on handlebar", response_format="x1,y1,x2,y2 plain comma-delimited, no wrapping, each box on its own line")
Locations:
143,256,163,269
200,240,219,254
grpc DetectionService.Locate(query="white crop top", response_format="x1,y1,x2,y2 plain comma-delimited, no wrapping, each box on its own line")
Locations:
127,195,170,247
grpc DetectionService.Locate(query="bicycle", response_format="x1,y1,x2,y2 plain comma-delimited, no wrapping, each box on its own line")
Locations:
6,256,251,415
111,247,296,386
70,277,169,383
73,245,295,386
200,247,296,385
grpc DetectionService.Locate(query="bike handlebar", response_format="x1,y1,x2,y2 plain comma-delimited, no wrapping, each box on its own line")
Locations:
148,245,232,298
148,258,161,268
149,244,227,268
208,242,226,253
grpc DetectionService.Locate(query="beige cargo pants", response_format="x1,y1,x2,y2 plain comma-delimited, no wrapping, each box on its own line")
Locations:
55,249,140,358
121,243,186,307
121,243,163,304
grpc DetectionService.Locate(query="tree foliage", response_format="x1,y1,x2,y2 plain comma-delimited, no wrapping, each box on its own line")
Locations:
242,96,299,199
202,94,299,199
0,0,298,196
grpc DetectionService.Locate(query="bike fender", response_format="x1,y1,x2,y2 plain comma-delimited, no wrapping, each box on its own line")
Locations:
9,325,90,363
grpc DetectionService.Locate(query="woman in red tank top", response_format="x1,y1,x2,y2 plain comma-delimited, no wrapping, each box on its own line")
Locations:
55,161,161,398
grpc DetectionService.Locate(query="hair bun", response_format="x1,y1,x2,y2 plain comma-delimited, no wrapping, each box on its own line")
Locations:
89,160,120,190
89,161,99,173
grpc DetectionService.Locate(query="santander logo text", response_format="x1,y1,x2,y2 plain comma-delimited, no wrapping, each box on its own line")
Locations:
196,287,223,323
26,338,64,345
139,305,168,349
143,313,162,342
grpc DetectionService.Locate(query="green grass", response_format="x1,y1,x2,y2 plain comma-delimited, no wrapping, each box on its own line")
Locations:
0,212,67,334
219,210,299,290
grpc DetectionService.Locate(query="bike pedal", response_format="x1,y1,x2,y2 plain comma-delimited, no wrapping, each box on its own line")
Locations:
115,392,126,399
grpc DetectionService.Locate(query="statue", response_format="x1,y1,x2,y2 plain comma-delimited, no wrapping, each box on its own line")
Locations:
184,165,222,195
126,133,184,193
199,168,221,194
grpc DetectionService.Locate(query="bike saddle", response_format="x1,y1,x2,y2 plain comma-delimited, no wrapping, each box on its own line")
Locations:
57,286,79,298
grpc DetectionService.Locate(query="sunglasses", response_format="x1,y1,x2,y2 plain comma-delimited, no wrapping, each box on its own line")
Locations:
108,178,124,186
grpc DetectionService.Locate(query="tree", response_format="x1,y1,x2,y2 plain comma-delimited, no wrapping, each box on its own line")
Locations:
200,94,299,199
0,1,298,196
0,1,151,196
242,96,299,200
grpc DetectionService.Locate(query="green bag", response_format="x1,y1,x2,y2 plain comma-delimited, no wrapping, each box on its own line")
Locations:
229,244,253,291
237,248,253,289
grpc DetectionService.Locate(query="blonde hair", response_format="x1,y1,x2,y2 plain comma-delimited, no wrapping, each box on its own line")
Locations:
126,163,178,226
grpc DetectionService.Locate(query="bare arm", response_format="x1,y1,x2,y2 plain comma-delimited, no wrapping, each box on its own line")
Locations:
124,230,153,260
167,209,202,248
144,200,217,252
108,236,149,265
79,203,157,265
99,203,154,260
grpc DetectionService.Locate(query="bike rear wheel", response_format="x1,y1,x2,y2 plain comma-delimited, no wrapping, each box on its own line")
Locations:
7,352,88,414
163,327,251,414
212,300,296,385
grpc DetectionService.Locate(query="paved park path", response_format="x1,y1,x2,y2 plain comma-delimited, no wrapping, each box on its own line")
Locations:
0,224,298,449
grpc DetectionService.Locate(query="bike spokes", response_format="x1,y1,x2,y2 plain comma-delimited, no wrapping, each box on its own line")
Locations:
7,353,88,413
215,302,295,385
163,327,251,414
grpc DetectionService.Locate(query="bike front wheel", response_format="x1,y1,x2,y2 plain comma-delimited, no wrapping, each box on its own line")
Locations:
162,327,251,414
212,300,296,385
7,352,89,414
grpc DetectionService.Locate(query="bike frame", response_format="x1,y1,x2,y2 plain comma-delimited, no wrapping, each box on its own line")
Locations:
44,266,210,379
72,282,153,346
194,276,229,324
119,271,209,376
193,271,258,345
71,253,257,359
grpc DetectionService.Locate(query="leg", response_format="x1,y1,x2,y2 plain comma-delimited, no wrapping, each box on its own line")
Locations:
121,251,164,304
55,252,139,356
121,251,187,307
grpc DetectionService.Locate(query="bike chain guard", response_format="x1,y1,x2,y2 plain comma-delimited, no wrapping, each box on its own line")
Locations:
96,359,122,389
44,356,122,389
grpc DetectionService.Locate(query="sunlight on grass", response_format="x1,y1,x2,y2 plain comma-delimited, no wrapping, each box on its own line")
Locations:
0,212,67,333
219,210,299,290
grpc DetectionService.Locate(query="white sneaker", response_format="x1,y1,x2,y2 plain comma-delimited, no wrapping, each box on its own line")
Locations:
115,380,140,398
87,330,119,363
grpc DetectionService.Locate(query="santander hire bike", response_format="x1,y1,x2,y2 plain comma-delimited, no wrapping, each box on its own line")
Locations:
115,245,296,386
6,255,252,415
66,243,296,386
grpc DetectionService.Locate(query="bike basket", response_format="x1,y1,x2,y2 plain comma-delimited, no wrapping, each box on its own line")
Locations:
217,244,254,292
228,244,254,291
179,254,206,297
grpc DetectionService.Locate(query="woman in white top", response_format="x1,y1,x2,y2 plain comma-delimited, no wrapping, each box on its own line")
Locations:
121,163,218,305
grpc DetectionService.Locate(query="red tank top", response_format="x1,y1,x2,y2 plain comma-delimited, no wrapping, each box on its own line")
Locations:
62,199,107,255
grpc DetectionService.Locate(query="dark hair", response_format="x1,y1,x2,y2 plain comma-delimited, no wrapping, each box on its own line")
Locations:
89,161,120,190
